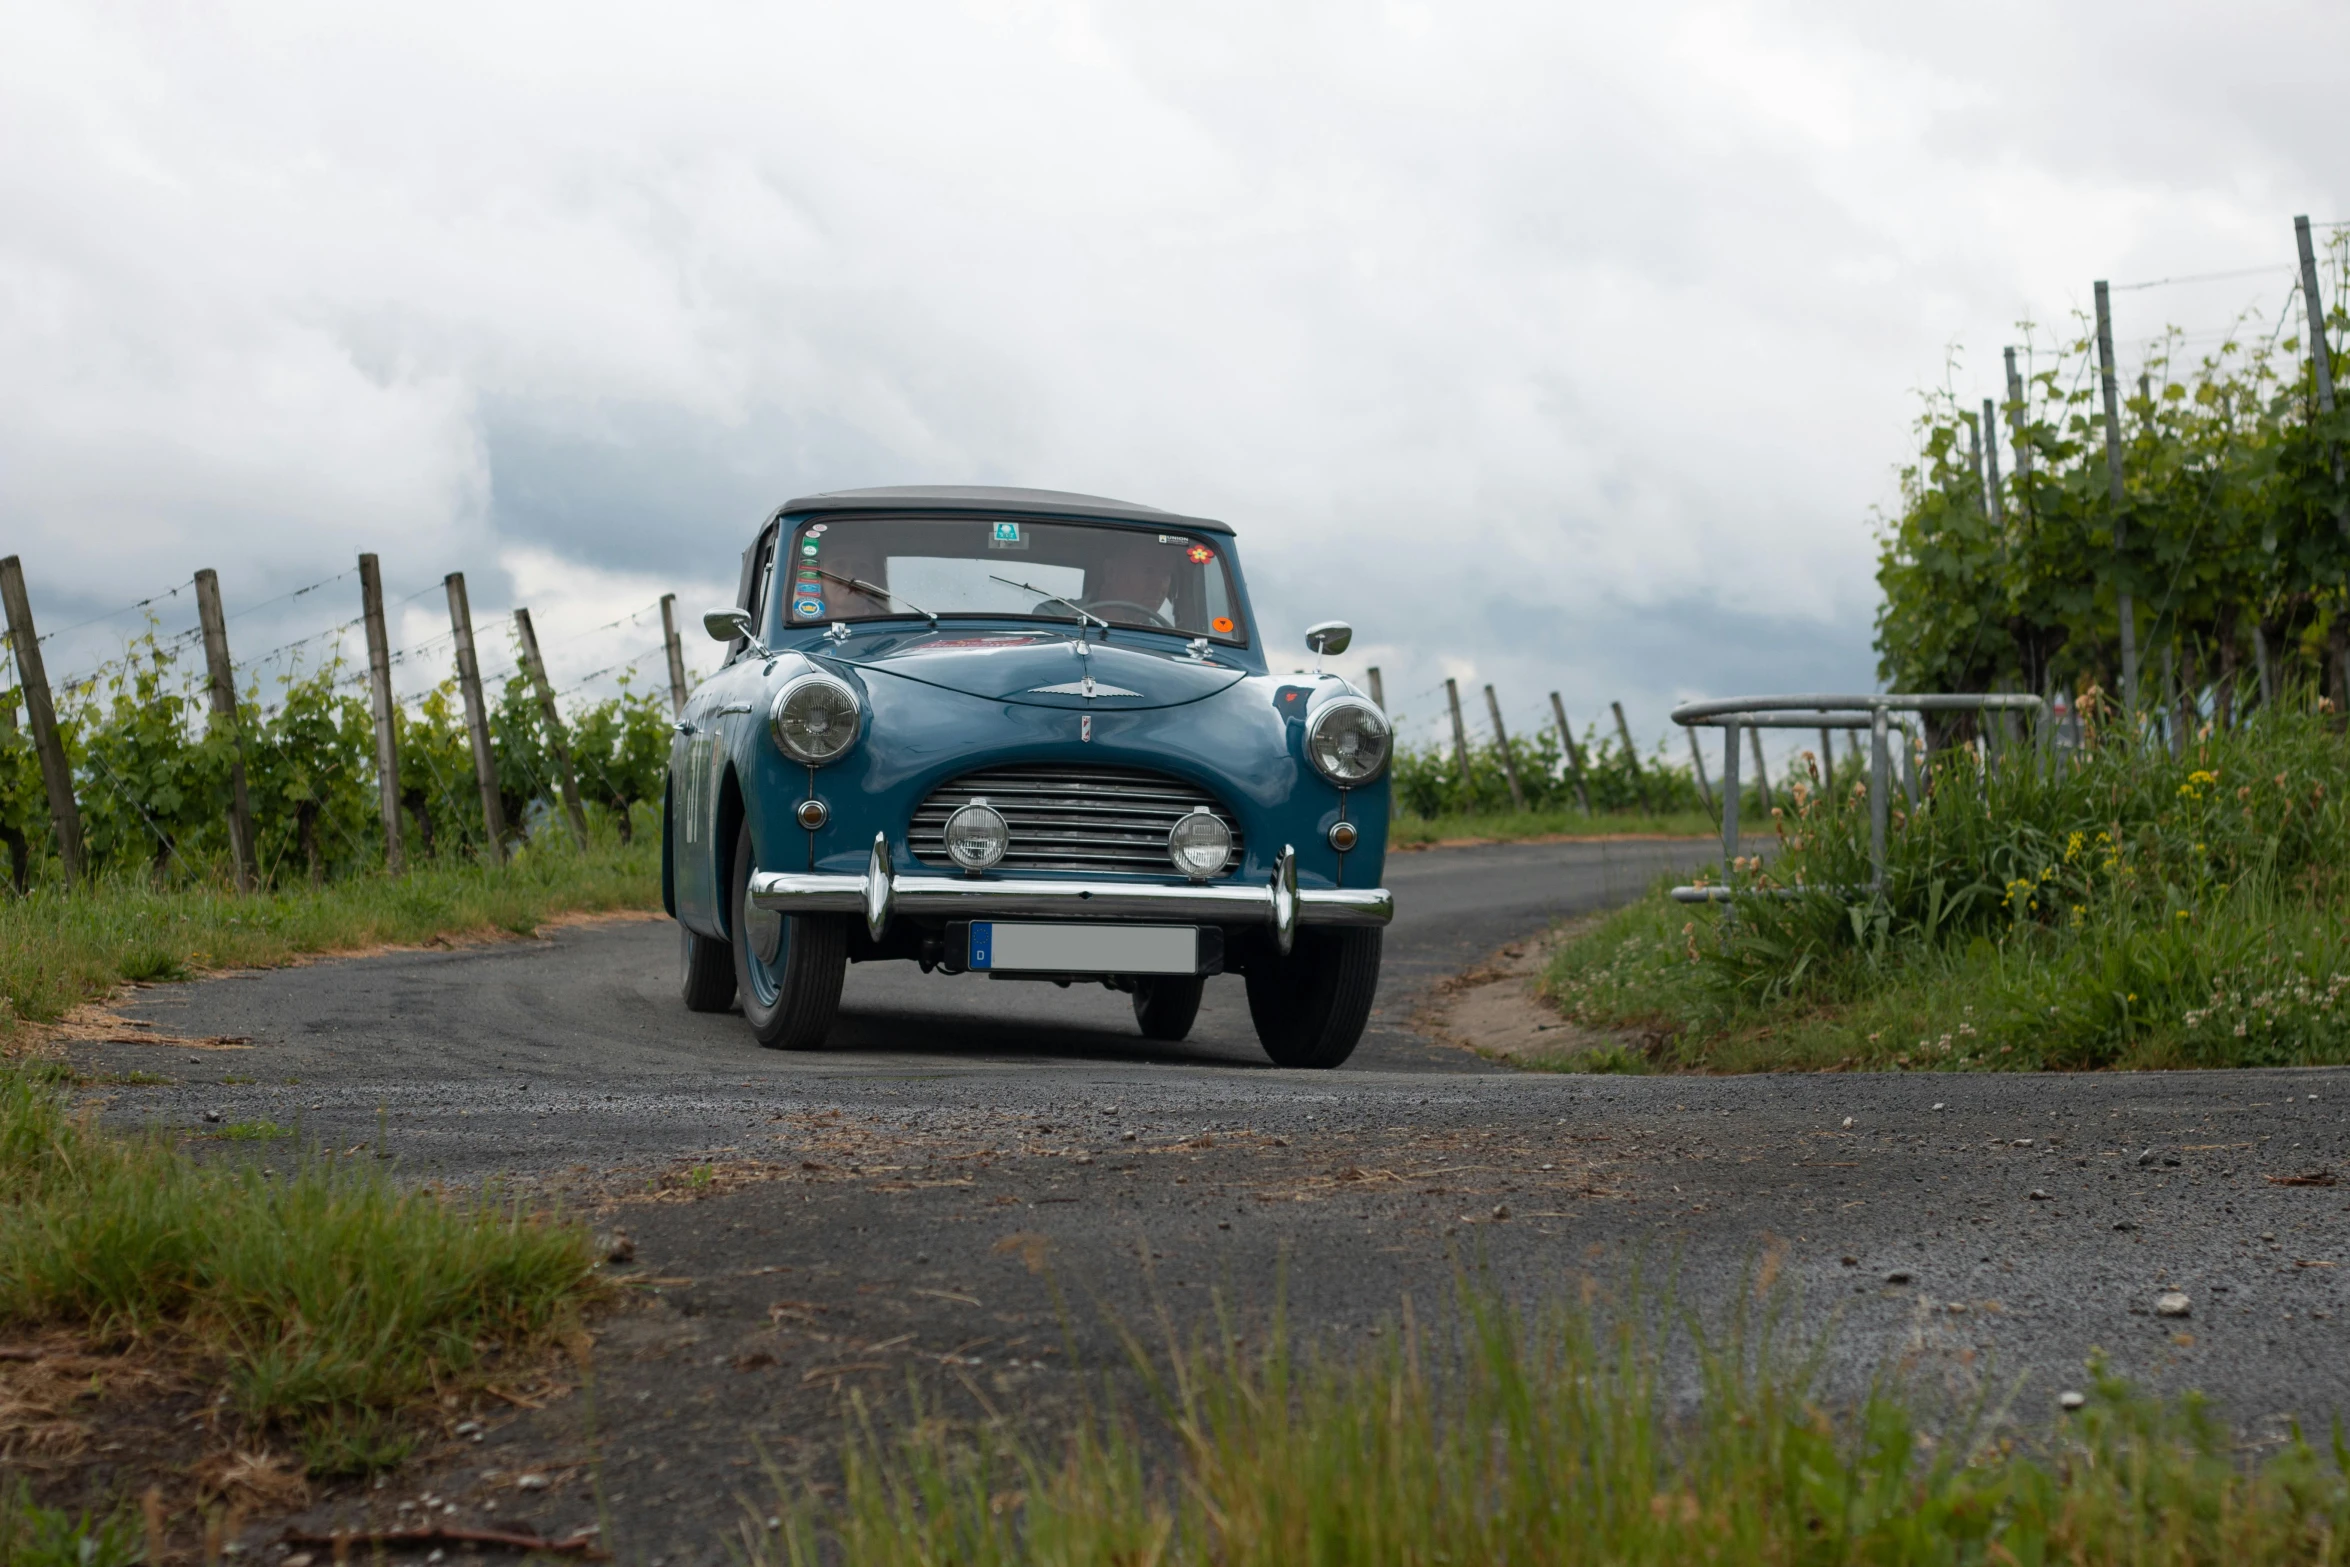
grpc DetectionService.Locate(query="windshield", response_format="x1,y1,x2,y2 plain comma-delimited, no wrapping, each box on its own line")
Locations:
780,515,1246,642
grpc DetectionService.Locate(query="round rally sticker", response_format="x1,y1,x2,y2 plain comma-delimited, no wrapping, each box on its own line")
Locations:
1211,616,1235,634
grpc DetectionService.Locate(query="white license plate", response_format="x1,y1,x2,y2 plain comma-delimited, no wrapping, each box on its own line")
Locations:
969,922,1198,975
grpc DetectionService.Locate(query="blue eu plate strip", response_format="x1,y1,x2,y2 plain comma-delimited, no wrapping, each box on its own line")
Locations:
969,922,993,970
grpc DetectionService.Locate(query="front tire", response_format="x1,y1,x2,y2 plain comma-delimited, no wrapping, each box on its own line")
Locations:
1245,928,1381,1069
1132,975,1205,1041
679,923,736,1013
729,822,847,1050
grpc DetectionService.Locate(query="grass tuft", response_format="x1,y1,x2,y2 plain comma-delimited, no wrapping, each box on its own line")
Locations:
0,1477,144,1567
0,1067,599,1471
751,1283,2350,1565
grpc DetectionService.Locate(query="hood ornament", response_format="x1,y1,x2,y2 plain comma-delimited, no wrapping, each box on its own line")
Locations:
1026,677,1141,699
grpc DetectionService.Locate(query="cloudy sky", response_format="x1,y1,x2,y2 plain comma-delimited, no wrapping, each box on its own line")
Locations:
2,0,2341,758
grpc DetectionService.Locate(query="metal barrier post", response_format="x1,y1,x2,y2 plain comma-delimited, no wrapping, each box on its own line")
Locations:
1667,693,2041,906
1869,706,1890,892
1718,719,1741,882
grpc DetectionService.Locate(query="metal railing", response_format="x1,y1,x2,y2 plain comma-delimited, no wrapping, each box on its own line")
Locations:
1668,693,2044,904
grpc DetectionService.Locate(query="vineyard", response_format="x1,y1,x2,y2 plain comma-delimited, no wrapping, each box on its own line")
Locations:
0,560,683,896
1539,214,2350,1075
1878,219,2350,729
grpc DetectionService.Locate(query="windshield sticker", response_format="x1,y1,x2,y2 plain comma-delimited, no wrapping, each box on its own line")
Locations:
800,540,819,557
1212,616,1235,634
794,598,825,618
809,523,827,533
1186,543,1215,564
987,520,1027,551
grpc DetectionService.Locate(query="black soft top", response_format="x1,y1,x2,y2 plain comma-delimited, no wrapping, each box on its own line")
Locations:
778,485,1234,536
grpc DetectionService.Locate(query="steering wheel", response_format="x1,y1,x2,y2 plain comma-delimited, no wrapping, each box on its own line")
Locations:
1080,599,1176,629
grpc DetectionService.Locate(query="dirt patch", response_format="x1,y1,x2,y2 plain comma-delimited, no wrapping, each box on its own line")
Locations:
1412,920,1638,1068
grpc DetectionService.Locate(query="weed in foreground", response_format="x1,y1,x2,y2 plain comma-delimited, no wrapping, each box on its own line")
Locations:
0,1066,599,1473
0,1478,143,1567
745,1284,2350,1565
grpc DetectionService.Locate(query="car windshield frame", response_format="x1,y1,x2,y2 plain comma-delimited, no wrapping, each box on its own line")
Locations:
775,512,1251,646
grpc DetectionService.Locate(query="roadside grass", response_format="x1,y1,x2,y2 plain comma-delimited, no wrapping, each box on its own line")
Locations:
1534,711,2350,1073
0,1064,600,1479
754,1284,2350,1566
0,829,658,1048
1389,807,1721,846
0,1477,144,1567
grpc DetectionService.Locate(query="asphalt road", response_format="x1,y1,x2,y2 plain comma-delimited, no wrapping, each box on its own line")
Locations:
68,837,2350,1564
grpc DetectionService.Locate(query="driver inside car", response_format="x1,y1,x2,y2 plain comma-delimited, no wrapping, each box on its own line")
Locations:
1083,548,1179,627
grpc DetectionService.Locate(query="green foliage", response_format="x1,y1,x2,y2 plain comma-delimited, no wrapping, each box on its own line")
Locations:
0,1478,143,1567
1544,712,2350,1072
0,624,680,891
571,679,673,845
1391,722,1717,819
0,1062,598,1471
752,1281,2350,1565
1876,237,2350,715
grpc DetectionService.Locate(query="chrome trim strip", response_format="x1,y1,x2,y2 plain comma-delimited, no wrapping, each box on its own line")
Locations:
1271,843,1298,955
747,867,1392,927
863,832,894,940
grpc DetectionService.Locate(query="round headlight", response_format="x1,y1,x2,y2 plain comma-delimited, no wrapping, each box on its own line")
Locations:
944,799,1008,872
1306,697,1391,784
1167,809,1233,880
769,674,863,765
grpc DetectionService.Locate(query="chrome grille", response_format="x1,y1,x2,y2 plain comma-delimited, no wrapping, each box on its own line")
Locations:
908,764,1245,877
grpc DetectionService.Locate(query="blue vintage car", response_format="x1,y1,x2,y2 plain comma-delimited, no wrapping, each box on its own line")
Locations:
663,486,1394,1067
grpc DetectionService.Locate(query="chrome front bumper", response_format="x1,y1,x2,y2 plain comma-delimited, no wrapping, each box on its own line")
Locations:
747,837,1391,954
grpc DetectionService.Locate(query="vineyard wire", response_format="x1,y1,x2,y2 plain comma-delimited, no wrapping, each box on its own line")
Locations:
223,566,356,624
30,577,195,646
2112,264,2293,293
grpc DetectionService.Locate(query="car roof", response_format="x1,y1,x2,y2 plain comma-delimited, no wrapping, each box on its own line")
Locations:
778,485,1234,536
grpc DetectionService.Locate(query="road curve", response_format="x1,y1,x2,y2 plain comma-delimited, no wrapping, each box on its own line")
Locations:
67,838,2350,1561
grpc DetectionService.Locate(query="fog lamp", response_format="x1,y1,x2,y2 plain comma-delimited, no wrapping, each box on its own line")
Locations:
944,799,1009,873
1167,809,1233,880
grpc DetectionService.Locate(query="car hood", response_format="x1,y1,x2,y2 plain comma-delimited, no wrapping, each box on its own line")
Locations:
823,630,1250,712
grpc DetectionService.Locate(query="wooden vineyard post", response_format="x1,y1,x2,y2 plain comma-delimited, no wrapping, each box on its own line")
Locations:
2093,283,2141,717
0,555,86,883
357,554,405,872
1443,678,1471,782
192,569,258,891
1365,666,1384,710
1481,684,1527,811
1548,692,1591,813
1747,723,1775,814
1610,701,1646,810
1981,397,2004,530
513,608,591,843
2297,215,2349,707
1685,726,1716,815
444,573,507,862
660,593,690,716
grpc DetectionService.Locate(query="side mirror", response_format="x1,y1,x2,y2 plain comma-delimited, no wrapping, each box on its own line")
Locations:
1304,621,1352,658
703,606,755,643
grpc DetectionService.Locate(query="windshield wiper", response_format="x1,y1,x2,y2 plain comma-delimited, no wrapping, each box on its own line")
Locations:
806,568,937,628
988,574,1107,634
